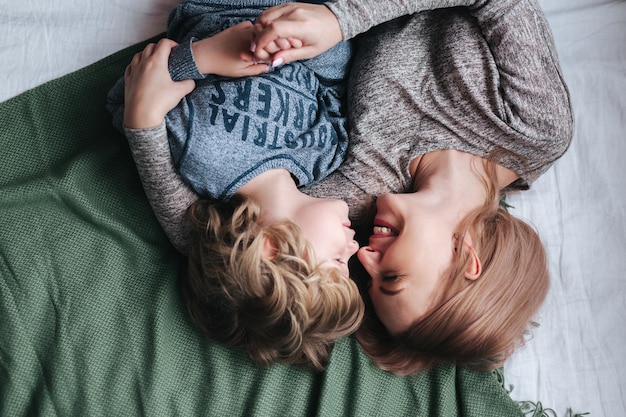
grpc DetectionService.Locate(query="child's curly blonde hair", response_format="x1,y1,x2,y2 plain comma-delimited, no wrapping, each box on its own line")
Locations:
182,195,364,371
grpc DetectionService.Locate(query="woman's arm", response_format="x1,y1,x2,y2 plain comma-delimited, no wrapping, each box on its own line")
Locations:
469,0,574,165
122,38,199,254
341,0,573,187
311,0,572,201
125,124,198,254
251,0,475,63
326,0,474,40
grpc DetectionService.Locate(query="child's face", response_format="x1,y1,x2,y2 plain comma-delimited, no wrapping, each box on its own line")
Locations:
290,198,359,277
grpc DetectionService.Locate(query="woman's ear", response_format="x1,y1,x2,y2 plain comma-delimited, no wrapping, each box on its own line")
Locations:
261,235,278,260
462,235,482,281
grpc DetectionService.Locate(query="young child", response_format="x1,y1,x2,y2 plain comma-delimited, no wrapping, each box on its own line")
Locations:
107,0,363,371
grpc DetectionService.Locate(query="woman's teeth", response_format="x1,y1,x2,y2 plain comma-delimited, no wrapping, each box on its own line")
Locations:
373,226,394,235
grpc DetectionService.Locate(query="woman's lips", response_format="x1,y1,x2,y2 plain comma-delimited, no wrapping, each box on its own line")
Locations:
371,218,399,237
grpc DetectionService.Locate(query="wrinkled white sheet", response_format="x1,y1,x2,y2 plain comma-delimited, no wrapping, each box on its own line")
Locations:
0,0,180,102
504,1,626,416
1,1,624,416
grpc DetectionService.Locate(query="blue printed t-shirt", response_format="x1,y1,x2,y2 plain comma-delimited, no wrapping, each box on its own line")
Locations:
165,0,351,200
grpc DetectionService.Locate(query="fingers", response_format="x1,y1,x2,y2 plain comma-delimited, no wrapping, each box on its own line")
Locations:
273,38,293,51
256,3,295,26
261,36,303,55
142,42,157,58
178,78,196,97
287,37,303,49
153,38,179,57
253,21,307,62
137,39,179,65
269,46,317,66
129,45,150,68
235,20,254,30
244,63,272,76
252,46,272,62
125,49,146,79
254,20,293,51
238,51,271,73
126,38,179,74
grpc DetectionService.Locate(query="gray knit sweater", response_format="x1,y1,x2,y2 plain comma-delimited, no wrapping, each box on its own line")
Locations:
124,0,573,254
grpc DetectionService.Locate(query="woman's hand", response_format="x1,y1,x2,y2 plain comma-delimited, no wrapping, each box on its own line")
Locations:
123,39,195,129
250,3,343,65
193,21,271,76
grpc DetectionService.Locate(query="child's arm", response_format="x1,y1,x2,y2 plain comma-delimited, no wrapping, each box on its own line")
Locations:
171,21,270,80
125,124,198,254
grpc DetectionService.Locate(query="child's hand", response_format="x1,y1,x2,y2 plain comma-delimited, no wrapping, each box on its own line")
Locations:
192,21,271,77
251,3,343,65
123,39,195,129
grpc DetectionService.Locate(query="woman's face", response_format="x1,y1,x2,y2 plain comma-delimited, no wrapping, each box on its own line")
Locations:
291,198,359,277
357,193,456,335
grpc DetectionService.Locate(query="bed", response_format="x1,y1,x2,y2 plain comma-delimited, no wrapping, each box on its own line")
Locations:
0,0,624,416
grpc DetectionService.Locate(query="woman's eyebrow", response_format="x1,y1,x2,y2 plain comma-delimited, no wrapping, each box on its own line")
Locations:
379,287,403,296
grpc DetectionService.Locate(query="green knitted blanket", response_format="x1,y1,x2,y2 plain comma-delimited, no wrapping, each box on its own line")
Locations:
0,37,523,417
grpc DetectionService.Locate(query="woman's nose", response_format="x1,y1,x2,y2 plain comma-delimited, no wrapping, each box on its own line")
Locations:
376,193,401,212
357,246,382,269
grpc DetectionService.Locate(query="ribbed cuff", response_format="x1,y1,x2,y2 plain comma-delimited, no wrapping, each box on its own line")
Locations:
168,37,206,81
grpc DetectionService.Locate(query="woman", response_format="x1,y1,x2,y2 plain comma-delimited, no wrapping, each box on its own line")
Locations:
123,0,573,374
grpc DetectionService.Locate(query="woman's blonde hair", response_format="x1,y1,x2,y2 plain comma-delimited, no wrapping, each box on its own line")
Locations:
357,160,549,375
182,195,364,371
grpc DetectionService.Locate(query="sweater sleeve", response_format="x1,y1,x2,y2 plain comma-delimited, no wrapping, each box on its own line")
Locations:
168,37,207,81
325,0,474,40
124,124,199,254
326,0,572,185
470,0,574,170
327,0,574,143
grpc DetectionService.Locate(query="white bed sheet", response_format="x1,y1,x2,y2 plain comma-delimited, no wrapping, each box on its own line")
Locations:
1,1,624,416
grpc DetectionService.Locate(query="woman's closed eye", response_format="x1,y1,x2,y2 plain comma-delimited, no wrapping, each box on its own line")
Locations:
382,275,399,282
379,275,403,295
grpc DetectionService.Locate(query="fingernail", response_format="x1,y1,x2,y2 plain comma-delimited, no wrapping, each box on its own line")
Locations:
250,42,256,53
271,58,284,68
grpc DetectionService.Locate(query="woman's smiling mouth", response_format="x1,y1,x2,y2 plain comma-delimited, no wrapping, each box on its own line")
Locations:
371,219,399,237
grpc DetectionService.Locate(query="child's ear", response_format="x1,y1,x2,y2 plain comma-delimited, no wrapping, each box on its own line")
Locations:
462,235,482,281
261,236,278,260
